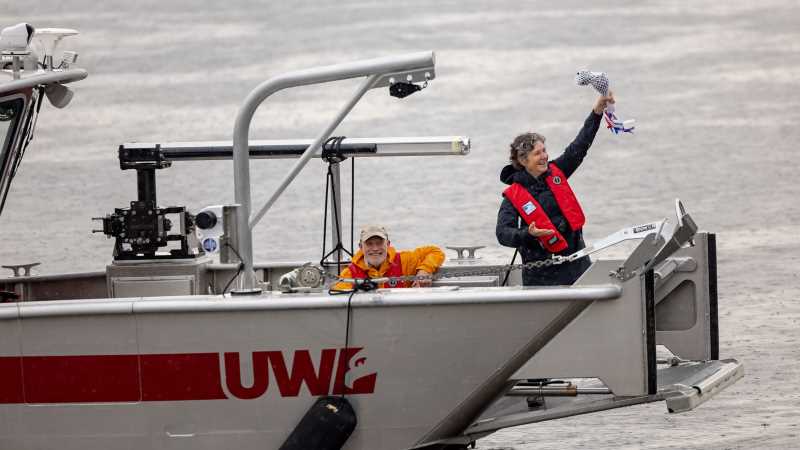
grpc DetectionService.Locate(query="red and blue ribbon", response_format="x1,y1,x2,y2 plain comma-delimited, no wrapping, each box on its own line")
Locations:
603,110,635,134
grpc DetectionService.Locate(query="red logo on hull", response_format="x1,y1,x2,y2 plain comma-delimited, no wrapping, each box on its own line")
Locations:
0,347,376,404
223,347,376,399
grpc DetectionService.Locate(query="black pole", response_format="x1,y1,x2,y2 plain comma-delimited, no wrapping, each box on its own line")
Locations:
137,168,157,203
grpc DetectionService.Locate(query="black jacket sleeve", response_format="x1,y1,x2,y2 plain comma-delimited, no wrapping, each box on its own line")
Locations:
496,197,538,249
552,111,602,178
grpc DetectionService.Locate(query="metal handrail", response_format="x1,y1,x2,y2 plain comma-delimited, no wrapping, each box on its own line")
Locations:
231,51,435,292
0,68,87,95
2,284,622,319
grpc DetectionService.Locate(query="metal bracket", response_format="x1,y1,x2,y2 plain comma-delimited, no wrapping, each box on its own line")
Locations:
653,257,697,284
1,50,30,79
2,262,40,277
661,359,744,413
611,231,666,281
566,219,667,263
446,245,485,260
378,68,434,89
647,200,698,270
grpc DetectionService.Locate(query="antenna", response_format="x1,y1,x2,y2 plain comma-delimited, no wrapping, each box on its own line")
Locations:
33,28,78,69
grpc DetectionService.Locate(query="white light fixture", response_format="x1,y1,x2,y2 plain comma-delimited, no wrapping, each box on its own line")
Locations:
0,23,34,52
44,83,74,108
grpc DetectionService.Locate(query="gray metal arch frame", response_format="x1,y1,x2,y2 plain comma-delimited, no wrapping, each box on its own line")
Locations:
231,52,436,292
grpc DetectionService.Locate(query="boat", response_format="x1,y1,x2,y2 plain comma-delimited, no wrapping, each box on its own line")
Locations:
0,23,743,450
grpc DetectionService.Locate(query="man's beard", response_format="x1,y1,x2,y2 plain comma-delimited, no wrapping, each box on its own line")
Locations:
365,253,386,268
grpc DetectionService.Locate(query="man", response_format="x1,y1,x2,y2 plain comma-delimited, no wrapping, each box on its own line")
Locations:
333,225,445,290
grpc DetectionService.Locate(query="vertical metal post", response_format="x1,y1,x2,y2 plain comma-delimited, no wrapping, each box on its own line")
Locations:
234,74,379,293
15,281,25,302
11,55,22,80
136,169,156,203
220,204,240,265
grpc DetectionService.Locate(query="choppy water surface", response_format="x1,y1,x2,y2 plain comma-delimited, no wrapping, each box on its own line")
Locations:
2,1,799,448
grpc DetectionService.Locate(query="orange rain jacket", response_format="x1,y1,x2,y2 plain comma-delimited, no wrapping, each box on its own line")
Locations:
333,245,445,290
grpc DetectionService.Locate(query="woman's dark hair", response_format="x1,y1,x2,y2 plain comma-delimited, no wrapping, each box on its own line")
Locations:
508,132,546,169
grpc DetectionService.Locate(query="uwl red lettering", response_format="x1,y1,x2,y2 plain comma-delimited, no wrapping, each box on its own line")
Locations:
332,347,377,395
269,349,337,397
224,351,269,399
0,347,377,405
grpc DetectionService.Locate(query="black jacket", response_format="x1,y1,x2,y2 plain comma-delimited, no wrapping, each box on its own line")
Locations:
496,111,602,286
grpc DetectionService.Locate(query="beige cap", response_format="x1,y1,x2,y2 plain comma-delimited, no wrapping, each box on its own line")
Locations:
359,224,388,243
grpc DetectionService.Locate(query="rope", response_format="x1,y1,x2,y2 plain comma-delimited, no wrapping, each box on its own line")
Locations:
340,289,355,399
502,217,523,286
221,242,245,293
328,277,379,399
350,156,355,255
502,248,519,286
319,136,354,275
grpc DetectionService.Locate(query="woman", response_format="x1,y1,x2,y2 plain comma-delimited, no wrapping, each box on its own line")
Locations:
496,92,614,286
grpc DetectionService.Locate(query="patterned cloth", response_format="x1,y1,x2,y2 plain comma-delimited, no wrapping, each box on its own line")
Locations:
575,70,610,96
575,70,635,134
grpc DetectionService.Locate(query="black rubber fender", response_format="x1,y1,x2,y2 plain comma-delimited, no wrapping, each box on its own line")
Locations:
279,396,357,450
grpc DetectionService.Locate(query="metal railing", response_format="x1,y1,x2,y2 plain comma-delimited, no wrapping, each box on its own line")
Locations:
231,51,436,293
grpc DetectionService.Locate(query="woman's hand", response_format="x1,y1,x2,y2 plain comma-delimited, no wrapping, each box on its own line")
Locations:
528,221,554,238
593,90,615,114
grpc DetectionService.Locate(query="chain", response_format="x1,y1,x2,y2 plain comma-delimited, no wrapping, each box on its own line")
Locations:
326,255,572,286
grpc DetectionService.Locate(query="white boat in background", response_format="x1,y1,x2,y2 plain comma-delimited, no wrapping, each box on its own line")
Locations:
0,23,742,450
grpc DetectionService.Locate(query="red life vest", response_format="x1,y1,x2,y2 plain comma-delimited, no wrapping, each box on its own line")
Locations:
347,251,410,288
503,163,586,253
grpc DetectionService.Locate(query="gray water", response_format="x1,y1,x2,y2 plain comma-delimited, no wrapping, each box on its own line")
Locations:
2,1,799,448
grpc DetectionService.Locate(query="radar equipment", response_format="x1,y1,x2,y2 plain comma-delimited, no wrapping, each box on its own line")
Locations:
32,27,79,70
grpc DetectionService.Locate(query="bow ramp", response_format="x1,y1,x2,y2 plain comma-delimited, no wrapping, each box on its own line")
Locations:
1,23,740,450
409,204,742,448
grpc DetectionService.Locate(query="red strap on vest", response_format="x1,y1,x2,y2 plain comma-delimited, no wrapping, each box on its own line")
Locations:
503,183,569,253
347,252,409,288
545,164,585,231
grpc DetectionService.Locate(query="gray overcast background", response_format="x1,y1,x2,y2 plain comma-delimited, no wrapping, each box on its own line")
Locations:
2,1,799,448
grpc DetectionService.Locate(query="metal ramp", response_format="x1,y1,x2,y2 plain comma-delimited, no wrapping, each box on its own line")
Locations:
416,201,744,448
462,358,743,439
